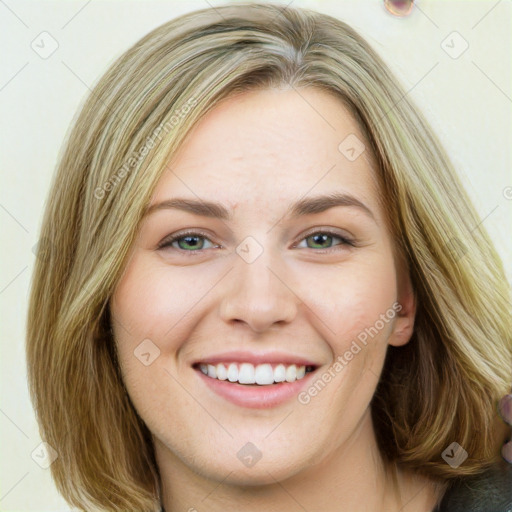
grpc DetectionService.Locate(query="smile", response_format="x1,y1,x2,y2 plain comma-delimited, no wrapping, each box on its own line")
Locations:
196,362,316,385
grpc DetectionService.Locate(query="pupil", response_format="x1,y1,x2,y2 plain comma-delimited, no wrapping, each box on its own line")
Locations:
181,236,201,249
312,234,329,248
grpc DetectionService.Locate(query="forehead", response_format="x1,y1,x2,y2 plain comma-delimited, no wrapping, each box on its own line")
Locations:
152,87,379,212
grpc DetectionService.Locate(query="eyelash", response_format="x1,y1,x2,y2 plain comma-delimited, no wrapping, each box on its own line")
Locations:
156,229,355,255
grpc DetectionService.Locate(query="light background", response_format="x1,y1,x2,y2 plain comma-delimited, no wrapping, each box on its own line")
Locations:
0,0,511,510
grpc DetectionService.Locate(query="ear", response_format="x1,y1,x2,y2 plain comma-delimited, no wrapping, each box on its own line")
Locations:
388,254,416,348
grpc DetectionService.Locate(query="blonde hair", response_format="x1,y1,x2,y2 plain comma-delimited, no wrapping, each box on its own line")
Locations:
26,2,512,511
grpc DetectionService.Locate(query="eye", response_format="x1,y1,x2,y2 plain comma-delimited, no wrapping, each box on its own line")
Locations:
157,230,216,253
294,230,355,252
157,229,355,255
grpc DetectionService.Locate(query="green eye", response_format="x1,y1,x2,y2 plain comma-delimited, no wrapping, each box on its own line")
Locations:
296,231,355,251
158,229,355,255
158,231,214,252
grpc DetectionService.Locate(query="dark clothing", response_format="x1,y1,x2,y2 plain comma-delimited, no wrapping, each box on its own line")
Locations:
434,461,512,512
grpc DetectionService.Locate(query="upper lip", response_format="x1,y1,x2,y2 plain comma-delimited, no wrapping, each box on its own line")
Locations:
192,350,320,368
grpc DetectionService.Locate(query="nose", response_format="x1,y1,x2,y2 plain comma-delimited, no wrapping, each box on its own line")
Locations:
219,247,299,333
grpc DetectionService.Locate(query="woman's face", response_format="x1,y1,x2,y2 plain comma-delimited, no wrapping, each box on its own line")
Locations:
110,87,416,485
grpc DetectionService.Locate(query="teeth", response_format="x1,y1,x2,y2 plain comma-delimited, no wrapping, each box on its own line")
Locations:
285,364,297,382
198,362,310,385
274,364,286,382
238,363,255,384
227,363,238,382
255,363,273,385
216,363,227,380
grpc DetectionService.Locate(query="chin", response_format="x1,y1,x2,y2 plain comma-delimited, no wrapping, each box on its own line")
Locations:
179,442,308,487
206,459,304,487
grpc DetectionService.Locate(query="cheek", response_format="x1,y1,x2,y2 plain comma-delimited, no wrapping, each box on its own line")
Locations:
295,252,398,423
111,254,218,353
110,263,204,453
110,255,230,431
110,258,183,391
304,253,398,351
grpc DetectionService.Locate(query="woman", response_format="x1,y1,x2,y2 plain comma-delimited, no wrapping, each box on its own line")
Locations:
26,2,512,511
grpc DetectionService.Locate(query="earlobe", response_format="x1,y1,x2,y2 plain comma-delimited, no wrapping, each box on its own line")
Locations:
389,265,416,348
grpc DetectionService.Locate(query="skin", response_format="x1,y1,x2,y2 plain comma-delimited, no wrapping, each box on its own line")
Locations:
110,87,443,511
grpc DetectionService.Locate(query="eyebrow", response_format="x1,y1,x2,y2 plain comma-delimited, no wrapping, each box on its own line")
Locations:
144,192,375,221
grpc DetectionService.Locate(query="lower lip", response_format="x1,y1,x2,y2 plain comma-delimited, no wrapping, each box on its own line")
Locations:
195,369,316,409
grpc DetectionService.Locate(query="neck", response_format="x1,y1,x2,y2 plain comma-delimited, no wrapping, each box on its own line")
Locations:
155,409,444,512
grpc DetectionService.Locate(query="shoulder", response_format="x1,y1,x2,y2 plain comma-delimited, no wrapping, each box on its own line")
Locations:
436,461,512,512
